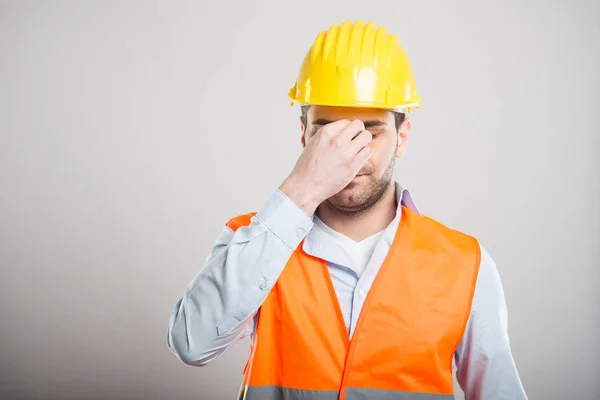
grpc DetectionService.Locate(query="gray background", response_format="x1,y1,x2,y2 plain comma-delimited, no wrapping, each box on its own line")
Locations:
1,1,598,399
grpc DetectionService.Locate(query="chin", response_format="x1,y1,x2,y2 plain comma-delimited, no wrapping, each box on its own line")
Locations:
332,183,370,204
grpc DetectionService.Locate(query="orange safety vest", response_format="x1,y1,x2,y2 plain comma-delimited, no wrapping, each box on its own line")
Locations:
225,206,481,400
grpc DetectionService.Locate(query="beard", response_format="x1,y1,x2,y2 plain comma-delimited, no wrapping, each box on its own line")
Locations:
322,150,396,218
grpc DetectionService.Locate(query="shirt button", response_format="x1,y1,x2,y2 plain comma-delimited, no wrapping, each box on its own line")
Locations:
259,277,269,290
296,228,306,238
359,290,366,299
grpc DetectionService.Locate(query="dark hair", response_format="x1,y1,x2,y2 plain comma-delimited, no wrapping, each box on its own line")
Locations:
300,104,406,132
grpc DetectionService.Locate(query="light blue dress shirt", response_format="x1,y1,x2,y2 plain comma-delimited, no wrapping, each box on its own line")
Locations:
167,181,528,399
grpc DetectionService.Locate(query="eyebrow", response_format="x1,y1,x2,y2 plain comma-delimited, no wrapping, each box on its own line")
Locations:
311,119,388,128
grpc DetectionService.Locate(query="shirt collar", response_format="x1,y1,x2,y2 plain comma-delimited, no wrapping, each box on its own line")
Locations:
395,181,421,217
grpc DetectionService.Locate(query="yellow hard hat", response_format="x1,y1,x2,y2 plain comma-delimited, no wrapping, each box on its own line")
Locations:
288,20,421,112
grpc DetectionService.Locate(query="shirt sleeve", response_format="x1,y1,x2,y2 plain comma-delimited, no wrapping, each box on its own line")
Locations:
167,188,315,366
454,241,528,399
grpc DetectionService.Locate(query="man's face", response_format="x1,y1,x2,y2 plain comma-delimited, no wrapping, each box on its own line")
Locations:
301,105,407,216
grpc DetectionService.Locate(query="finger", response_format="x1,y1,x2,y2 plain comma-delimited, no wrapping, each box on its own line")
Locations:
339,119,365,142
349,130,373,155
350,145,373,172
315,119,351,138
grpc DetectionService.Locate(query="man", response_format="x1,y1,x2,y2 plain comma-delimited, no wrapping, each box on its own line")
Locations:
167,20,528,400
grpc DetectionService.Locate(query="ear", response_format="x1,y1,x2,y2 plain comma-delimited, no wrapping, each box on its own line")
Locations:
300,116,307,147
396,118,411,158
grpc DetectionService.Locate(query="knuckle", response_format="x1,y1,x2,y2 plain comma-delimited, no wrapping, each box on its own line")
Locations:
353,119,365,131
323,127,336,137
331,119,351,132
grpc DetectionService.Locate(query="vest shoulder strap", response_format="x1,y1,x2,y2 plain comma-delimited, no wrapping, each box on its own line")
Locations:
414,209,479,254
226,212,257,232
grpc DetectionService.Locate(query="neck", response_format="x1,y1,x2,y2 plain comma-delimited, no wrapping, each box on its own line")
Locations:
315,180,398,242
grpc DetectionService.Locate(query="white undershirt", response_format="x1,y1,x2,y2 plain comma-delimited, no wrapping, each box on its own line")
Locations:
312,215,386,277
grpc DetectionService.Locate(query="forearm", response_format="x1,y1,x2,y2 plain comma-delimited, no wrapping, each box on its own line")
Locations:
167,188,314,366
166,224,260,366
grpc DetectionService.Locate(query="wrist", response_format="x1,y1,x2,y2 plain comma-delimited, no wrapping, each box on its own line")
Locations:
279,177,321,217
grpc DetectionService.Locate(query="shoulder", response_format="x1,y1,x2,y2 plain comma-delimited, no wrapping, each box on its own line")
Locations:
472,242,505,304
410,208,480,255
416,213,505,303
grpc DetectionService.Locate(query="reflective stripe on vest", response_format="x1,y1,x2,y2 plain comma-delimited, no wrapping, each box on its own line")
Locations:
227,206,480,400
238,384,455,400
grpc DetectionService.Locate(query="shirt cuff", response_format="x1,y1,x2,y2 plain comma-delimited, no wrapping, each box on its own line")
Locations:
255,188,315,251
